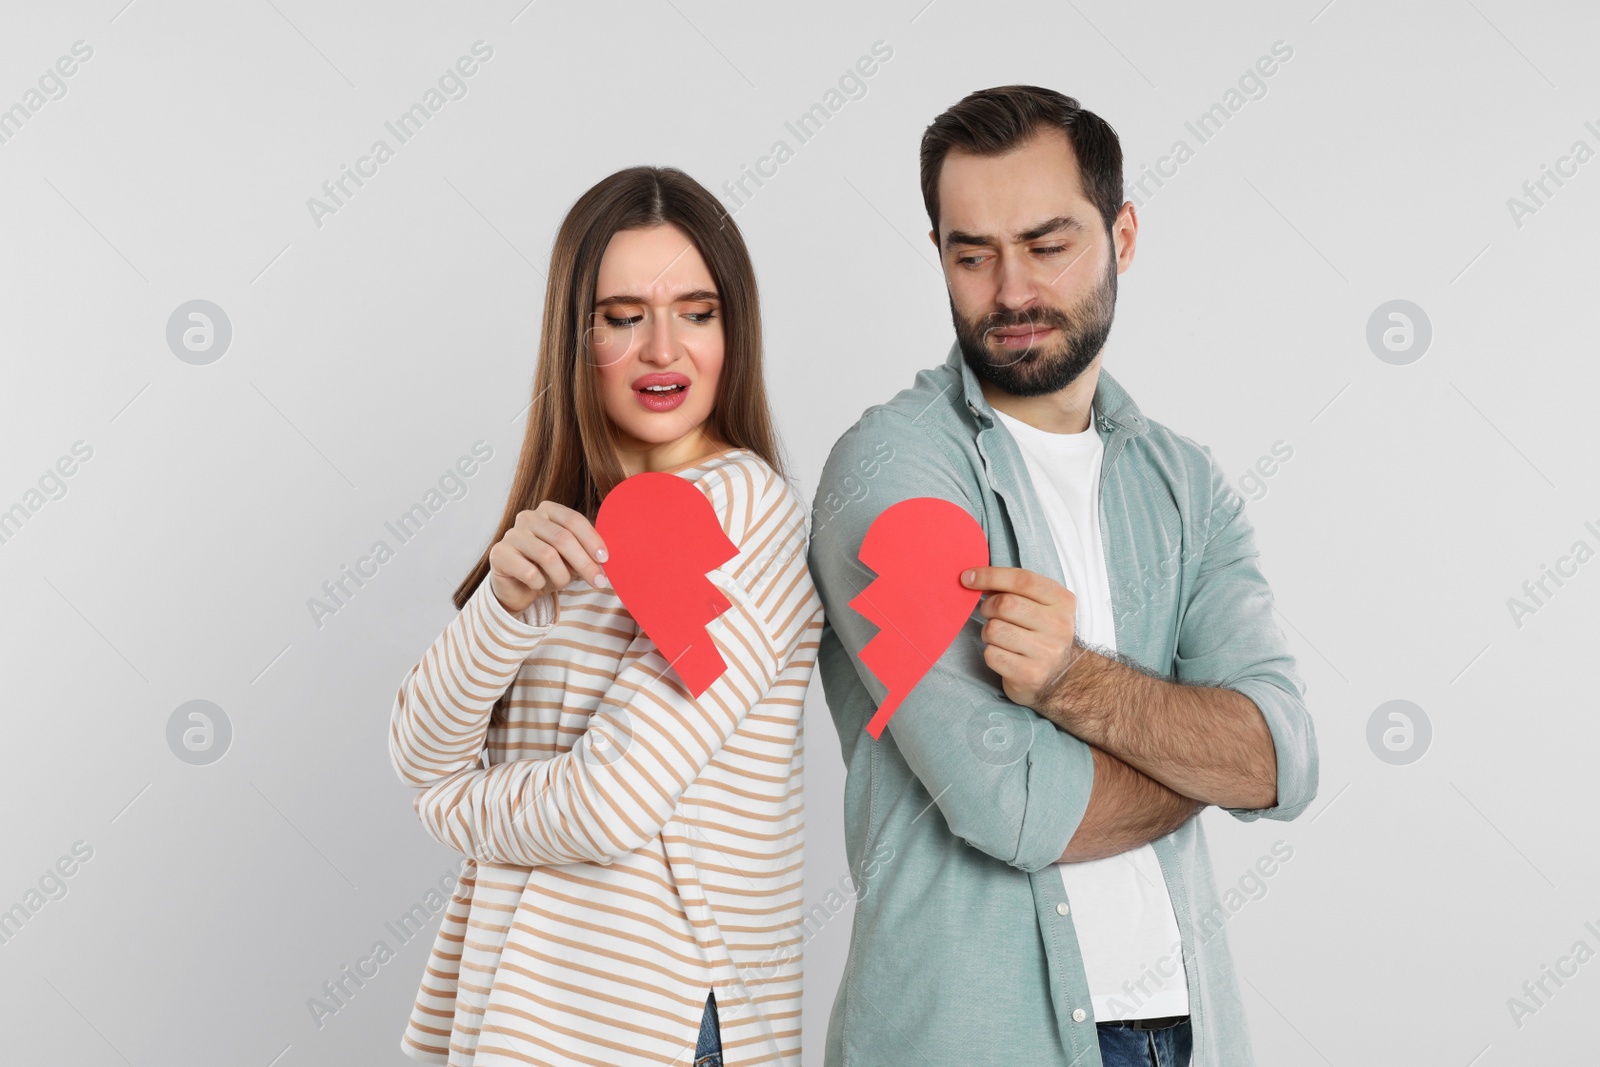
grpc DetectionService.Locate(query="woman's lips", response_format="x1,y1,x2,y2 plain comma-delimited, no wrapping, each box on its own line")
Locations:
635,380,690,411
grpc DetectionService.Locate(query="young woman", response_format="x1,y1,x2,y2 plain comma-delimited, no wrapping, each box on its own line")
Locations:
388,166,821,1067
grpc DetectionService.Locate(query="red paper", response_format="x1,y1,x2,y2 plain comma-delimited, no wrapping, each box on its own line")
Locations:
595,472,740,697
850,497,989,739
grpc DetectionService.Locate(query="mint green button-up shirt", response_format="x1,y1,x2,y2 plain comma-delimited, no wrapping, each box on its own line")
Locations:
807,343,1318,1067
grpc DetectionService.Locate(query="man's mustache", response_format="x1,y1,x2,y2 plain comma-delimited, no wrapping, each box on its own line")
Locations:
974,308,1072,335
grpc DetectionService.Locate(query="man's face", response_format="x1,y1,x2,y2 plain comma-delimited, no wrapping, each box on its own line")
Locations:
933,127,1126,398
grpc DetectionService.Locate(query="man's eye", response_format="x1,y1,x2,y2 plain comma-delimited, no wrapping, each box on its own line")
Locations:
1034,245,1067,255
956,254,985,267
605,314,643,328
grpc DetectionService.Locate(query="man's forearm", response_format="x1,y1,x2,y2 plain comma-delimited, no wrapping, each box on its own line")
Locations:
1041,647,1278,810
1058,745,1205,862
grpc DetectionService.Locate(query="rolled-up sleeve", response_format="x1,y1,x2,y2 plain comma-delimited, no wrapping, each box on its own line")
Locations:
1175,446,1319,822
809,410,1096,871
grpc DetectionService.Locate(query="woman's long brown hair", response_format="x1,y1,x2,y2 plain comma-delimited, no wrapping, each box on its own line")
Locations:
451,165,783,611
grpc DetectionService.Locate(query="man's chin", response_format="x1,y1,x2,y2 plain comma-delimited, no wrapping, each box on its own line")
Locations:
986,343,1079,386
979,338,1063,368
966,343,1093,397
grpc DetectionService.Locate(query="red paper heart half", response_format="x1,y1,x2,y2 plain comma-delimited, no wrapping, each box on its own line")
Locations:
850,497,989,739
595,471,740,698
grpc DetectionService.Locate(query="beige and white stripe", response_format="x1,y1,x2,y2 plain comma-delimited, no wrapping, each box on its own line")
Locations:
389,449,822,1067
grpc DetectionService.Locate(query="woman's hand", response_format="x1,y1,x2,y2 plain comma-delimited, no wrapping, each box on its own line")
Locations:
489,501,610,615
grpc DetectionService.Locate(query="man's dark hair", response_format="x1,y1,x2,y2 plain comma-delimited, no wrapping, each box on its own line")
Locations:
919,86,1124,240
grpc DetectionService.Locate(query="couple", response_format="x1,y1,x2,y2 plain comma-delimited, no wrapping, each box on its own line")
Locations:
387,84,1318,1067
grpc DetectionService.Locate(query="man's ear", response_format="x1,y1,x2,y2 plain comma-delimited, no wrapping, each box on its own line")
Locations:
928,229,938,250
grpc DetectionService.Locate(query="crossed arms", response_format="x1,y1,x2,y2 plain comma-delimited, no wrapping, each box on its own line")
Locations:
1042,642,1278,862
808,410,1317,871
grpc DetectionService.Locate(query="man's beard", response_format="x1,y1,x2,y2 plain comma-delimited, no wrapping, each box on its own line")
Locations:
953,253,1118,398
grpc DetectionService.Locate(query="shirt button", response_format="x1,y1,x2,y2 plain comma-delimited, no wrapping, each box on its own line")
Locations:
1056,902,1070,916
1072,1008,1087,1023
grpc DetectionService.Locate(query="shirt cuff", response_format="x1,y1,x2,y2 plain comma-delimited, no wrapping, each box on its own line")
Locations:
472,575,560,643
1010,723,1097,872
1219,676,1316,823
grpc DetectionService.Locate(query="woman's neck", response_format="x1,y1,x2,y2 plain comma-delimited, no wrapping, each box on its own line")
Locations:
616,426,734,477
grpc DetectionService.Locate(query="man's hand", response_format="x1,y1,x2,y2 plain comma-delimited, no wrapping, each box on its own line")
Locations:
962,566,1276,811
962,566,1086,710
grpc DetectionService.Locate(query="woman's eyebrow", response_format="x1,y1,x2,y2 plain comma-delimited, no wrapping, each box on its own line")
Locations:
594,288,720,308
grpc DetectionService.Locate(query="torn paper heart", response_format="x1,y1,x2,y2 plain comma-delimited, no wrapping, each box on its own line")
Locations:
850,497,989,739
595,472,740,697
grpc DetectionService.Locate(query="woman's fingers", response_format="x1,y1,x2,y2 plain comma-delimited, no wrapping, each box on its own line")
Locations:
538,503,610,586
499,502,612,597
487,538,544,616
503,517,572,589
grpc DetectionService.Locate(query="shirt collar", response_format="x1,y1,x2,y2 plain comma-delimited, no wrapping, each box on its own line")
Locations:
946,340,1148,438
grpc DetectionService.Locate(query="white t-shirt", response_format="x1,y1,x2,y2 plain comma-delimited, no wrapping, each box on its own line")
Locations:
993,407,1190,1022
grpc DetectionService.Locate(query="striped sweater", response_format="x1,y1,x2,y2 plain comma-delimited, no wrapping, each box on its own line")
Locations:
389,448,823,1067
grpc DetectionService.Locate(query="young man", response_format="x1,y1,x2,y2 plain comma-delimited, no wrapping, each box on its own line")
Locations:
807,86,1318,1067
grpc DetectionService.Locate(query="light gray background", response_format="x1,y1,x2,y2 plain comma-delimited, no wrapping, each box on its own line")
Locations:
2,0,1596,1063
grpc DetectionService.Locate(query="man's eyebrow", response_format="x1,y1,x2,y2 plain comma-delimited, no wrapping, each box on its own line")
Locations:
943,215,1088,249
594,288,720,307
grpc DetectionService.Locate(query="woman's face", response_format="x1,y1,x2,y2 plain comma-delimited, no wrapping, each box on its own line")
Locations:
589,224,725,471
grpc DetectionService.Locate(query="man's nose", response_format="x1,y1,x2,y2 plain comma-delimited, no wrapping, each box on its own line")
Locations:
993,252,1040,311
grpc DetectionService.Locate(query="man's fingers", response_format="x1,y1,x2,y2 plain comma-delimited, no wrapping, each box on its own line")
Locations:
978,589,1056,630
962,565,1064,604
982,617,1050,659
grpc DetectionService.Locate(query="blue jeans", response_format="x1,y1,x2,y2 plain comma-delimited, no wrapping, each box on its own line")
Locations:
694,989,722,1067
1096,1016,1192,1067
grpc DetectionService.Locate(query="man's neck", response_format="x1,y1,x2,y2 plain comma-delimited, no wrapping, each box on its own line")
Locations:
979,358,1102,435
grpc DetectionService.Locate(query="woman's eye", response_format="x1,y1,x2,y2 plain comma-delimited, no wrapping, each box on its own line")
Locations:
604,314,643,328
685,310,718,324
